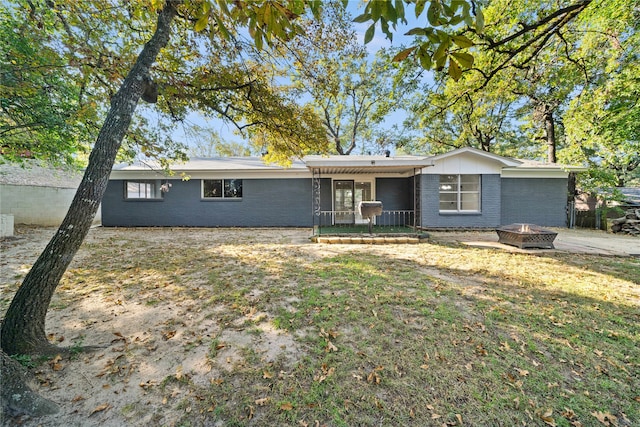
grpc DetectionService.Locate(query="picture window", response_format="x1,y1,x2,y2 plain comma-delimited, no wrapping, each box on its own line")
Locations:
125,180,162,199
439,175,480,212
202,179,243,199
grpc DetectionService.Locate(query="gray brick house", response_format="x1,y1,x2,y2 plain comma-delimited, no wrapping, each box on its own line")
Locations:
102,147,583,229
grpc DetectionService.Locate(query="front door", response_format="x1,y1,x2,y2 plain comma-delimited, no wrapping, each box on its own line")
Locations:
333,180,373,224
333,180,354,224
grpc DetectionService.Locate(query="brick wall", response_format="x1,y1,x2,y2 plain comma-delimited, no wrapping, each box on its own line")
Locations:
420,174,501,228
501,178,568,227
102,178,312,227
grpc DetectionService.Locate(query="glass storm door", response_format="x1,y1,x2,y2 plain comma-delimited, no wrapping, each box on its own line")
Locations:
333,180,373,224
333,180,354,224
354,181,372,224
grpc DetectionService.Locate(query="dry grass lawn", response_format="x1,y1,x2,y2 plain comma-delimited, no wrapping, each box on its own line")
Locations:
1,226,639,427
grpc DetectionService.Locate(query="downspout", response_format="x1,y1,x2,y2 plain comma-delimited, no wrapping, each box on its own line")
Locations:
311,168,321,236
311,168,315,236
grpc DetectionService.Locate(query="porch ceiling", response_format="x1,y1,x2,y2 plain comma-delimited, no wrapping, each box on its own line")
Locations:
309,166,424,175
304,155,434,175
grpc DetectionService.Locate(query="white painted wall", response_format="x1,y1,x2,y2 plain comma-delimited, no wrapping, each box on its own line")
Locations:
0,184,101,226
424,152,505,175
1,214,14,237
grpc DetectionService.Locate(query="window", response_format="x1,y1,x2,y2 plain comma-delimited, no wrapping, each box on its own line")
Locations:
202,179,243,199
439,175,480,212
125,180,162,199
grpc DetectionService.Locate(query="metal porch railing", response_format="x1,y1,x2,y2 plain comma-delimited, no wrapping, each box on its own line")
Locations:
314,210,416,235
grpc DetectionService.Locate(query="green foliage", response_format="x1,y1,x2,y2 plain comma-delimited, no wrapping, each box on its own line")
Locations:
0,5,95,167
1,1,183,167
158,1,331,163
281,2,412,155
356,0,484,81
185,126,251,158
402,75,521,156
191,0,327,51
561,0,640,188
398,0,638,194
69,336,85,359
292,51,404,155
10,354,38,369
1,0,335,169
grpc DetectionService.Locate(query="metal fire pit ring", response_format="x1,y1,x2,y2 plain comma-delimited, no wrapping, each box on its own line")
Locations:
496,223,557,249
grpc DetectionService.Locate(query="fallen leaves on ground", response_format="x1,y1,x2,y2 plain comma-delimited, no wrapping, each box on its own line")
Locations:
591,410,618,426
255,397,270,406
89,403,111,416
367,366,384,384
538,408,556,426
49,354,64,371
162,330,177,340
314,364,335,383
325,340,338,352
280,401,294,411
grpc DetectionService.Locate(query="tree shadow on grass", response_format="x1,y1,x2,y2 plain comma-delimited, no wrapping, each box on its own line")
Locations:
2,227,638,426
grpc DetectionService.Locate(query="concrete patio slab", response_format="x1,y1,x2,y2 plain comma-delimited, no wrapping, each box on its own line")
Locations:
429,228,640,257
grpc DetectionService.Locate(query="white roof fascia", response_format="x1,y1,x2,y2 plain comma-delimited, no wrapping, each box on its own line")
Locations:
110,157,310,180
304,155,433,168
502,162,587,178
501,168,574,179
109,170,312,180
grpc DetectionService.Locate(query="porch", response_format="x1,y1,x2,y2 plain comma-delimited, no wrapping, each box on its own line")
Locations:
304,155,434,239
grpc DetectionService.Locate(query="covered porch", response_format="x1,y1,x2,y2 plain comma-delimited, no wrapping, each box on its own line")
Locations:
304,155,433,236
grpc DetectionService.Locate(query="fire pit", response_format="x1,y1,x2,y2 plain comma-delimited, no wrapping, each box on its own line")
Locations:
496,223,557,249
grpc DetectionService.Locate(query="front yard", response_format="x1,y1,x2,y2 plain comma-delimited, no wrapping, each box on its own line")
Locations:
1,227,638,426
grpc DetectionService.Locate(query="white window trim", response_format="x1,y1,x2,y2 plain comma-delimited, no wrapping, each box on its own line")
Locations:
124,180,163,200
439,174,481,213
330,178,376,225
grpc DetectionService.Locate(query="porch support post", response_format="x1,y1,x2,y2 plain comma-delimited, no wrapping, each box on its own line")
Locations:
413,168,418,229
312,168,321,235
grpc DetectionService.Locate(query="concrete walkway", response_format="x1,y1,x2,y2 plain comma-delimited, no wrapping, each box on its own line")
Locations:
429,228,640,257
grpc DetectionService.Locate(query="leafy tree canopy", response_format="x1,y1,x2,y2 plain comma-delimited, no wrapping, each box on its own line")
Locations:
0,6,95,167
278,1,412,155
0,0,337,361
389,0,638,192
1,0,335,170
561,0,640,188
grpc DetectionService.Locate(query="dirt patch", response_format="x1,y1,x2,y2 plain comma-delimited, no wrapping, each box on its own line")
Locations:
1,227,311,426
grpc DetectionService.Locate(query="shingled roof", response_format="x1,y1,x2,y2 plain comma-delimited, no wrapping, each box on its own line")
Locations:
0,160,83,188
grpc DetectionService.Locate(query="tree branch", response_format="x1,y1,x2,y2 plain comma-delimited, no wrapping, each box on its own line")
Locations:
485,0,592,50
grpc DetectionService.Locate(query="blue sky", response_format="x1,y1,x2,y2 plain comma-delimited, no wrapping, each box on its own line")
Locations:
167,1,425,156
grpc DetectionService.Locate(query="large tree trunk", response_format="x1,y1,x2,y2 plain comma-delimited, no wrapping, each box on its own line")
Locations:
567,172,576,200
1,350,59,417
0,2,178,356
544,109,557,164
